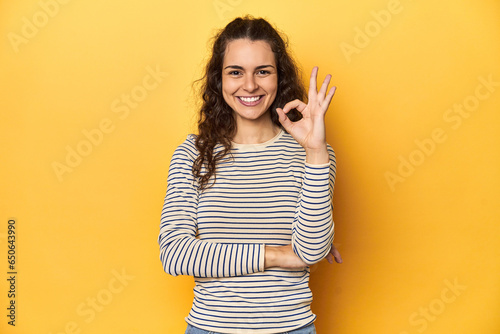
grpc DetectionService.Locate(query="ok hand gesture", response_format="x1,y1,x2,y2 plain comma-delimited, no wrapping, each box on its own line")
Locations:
276,67,336,164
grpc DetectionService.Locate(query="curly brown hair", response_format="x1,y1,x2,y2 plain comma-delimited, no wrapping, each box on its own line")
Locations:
193,16,306,190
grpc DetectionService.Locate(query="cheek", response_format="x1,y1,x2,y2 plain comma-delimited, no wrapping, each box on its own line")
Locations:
267,76,278,90
222,77,237,94
221,80,235,107
266,78,278,97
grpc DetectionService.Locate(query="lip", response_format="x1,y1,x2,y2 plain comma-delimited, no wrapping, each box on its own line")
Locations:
237,95,264,106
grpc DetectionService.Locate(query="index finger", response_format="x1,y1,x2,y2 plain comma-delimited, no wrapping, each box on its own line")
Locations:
281,99,307,114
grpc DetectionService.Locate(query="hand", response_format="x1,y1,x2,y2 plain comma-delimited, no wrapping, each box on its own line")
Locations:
264,245,308,269
325,243,343,264
276,67,336,163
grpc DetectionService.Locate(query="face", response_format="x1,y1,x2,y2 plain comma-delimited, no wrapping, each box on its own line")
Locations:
222,39,278,126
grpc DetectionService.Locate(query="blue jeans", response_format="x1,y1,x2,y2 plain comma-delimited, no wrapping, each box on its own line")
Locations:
185,323,316,334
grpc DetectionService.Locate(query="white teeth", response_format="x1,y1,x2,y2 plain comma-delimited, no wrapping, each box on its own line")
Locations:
239,96,260,102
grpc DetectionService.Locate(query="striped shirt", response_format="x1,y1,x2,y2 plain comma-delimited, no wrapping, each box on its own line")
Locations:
158,129,336,334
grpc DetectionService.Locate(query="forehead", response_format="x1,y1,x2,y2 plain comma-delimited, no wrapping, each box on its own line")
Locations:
223,39,275,66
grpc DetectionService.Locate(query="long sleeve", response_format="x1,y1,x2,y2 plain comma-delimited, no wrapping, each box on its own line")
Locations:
160,131,337,333
158,138,265,277
291,146,336,265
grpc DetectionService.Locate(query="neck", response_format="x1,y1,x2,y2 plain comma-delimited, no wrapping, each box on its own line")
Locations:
232,117,280,144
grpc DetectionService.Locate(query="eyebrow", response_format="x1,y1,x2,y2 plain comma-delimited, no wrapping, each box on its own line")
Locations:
223,65,276,70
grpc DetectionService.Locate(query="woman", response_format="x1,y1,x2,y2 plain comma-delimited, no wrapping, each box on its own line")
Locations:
159,16,342,334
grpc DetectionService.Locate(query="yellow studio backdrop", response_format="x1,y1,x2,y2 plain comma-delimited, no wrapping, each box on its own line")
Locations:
1,0,499,333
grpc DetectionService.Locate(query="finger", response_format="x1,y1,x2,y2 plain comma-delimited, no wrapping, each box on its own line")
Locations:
326,253,334,264
317,74,332,103
281,99,307,114
276,107,294,132
308,66,319,102
331,246,343,264
321,86,337,111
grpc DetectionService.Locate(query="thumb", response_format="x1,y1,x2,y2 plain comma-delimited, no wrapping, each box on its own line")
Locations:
276,107,294,132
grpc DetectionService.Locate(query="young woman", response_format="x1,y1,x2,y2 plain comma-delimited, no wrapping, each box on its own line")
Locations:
159,16,342,334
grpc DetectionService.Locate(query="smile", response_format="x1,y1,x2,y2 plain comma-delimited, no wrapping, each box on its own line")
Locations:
237,95,263,106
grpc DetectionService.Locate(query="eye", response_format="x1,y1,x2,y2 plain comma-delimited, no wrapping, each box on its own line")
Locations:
228,70,242,76
257,70,271,75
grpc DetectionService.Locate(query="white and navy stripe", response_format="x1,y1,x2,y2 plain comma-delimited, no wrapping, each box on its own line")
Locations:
159,130,336,333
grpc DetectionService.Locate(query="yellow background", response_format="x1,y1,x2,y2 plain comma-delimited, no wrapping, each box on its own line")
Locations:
1,0,499,333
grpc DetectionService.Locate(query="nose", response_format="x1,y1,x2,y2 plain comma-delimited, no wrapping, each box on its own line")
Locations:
243,74,258,92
